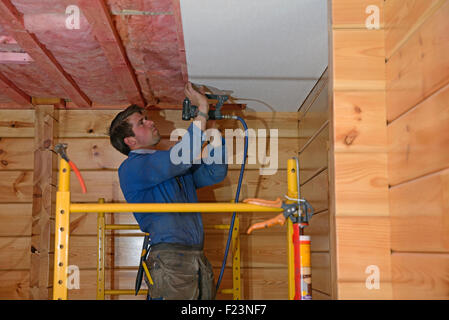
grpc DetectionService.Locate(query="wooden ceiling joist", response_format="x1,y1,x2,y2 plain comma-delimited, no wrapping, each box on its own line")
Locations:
0,71,32,106
147,103,247,111
63,101,246,111
78,0,147,107
0,0,92,107
172,0,188,82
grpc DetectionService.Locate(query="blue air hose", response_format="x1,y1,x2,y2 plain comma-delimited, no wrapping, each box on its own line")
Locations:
216,115,249,292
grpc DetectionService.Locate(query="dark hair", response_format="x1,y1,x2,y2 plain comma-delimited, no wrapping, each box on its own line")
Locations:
109,104,144,155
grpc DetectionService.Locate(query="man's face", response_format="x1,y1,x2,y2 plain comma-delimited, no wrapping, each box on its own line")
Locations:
125,111,161,149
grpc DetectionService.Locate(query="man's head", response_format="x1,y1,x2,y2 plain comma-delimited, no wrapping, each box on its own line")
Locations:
109,105,161,155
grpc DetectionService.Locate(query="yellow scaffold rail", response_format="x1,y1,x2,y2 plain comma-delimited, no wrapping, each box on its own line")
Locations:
53,157,284,300
96,198,105,300
286,159,298,300
70,202,282,213
53,159,71,300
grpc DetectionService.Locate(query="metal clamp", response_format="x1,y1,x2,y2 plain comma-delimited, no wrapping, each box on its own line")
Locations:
54,143,69,162
244,197,314,234
282,200,314,226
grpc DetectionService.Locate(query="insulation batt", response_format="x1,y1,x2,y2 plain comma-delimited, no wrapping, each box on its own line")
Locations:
0,20,67,98
108,0,186,103
0,0,188,105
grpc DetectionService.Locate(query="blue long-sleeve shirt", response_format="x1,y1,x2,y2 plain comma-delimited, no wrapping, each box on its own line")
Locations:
118,123,227,247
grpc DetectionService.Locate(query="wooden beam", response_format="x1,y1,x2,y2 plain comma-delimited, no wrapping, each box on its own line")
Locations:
172,0,188,82
147,103,247,111
0,71,33,106
64,102,246,110
30,105,58,299
31,97,65,106
0,0,91,107
78,0,147,107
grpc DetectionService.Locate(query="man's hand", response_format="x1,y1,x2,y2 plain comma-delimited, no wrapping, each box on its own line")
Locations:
184,82,209,114
185,82,209,131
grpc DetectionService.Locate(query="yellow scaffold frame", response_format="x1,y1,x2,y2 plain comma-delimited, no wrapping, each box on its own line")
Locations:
96,203,242,300
52,158,298,300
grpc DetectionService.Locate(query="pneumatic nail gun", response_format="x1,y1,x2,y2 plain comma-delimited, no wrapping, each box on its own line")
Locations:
182,84,231,121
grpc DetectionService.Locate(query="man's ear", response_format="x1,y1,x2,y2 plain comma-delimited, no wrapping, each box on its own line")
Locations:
124,136,136,148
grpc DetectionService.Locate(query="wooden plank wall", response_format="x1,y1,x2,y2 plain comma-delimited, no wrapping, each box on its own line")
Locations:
385,0,449,299
330,0,392,299
30,105,58,300
0,108,301,299
298,69,331,299
0,109,35,299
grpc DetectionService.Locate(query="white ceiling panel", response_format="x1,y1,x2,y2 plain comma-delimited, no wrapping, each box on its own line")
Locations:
180,0,328,112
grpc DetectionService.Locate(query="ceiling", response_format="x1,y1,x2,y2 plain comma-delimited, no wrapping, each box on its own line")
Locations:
0,0,328,112
181,0,329,112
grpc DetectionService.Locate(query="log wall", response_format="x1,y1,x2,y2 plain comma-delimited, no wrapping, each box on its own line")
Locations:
0,109,35,299
0,108,301,300
329,0,392,299
385,0,449,299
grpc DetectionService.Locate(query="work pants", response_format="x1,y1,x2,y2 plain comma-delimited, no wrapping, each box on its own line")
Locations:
144,243,216,300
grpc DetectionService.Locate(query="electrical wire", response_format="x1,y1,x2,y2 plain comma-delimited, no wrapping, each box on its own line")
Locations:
215,115,248,292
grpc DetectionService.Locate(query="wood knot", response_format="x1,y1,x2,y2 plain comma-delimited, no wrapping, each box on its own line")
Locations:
92,145,100,156
344,129,359,146
88,129,94,133
43,139,51,149
1,160,8,167
354,105,362,114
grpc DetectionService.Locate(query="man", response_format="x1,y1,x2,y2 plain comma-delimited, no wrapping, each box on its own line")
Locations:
108,82,227,300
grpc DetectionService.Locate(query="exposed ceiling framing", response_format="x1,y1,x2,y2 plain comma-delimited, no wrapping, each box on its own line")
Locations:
0,70,32,105
78,0,147,106
0,0,92,107
0,0,327,111
0,0,192,109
